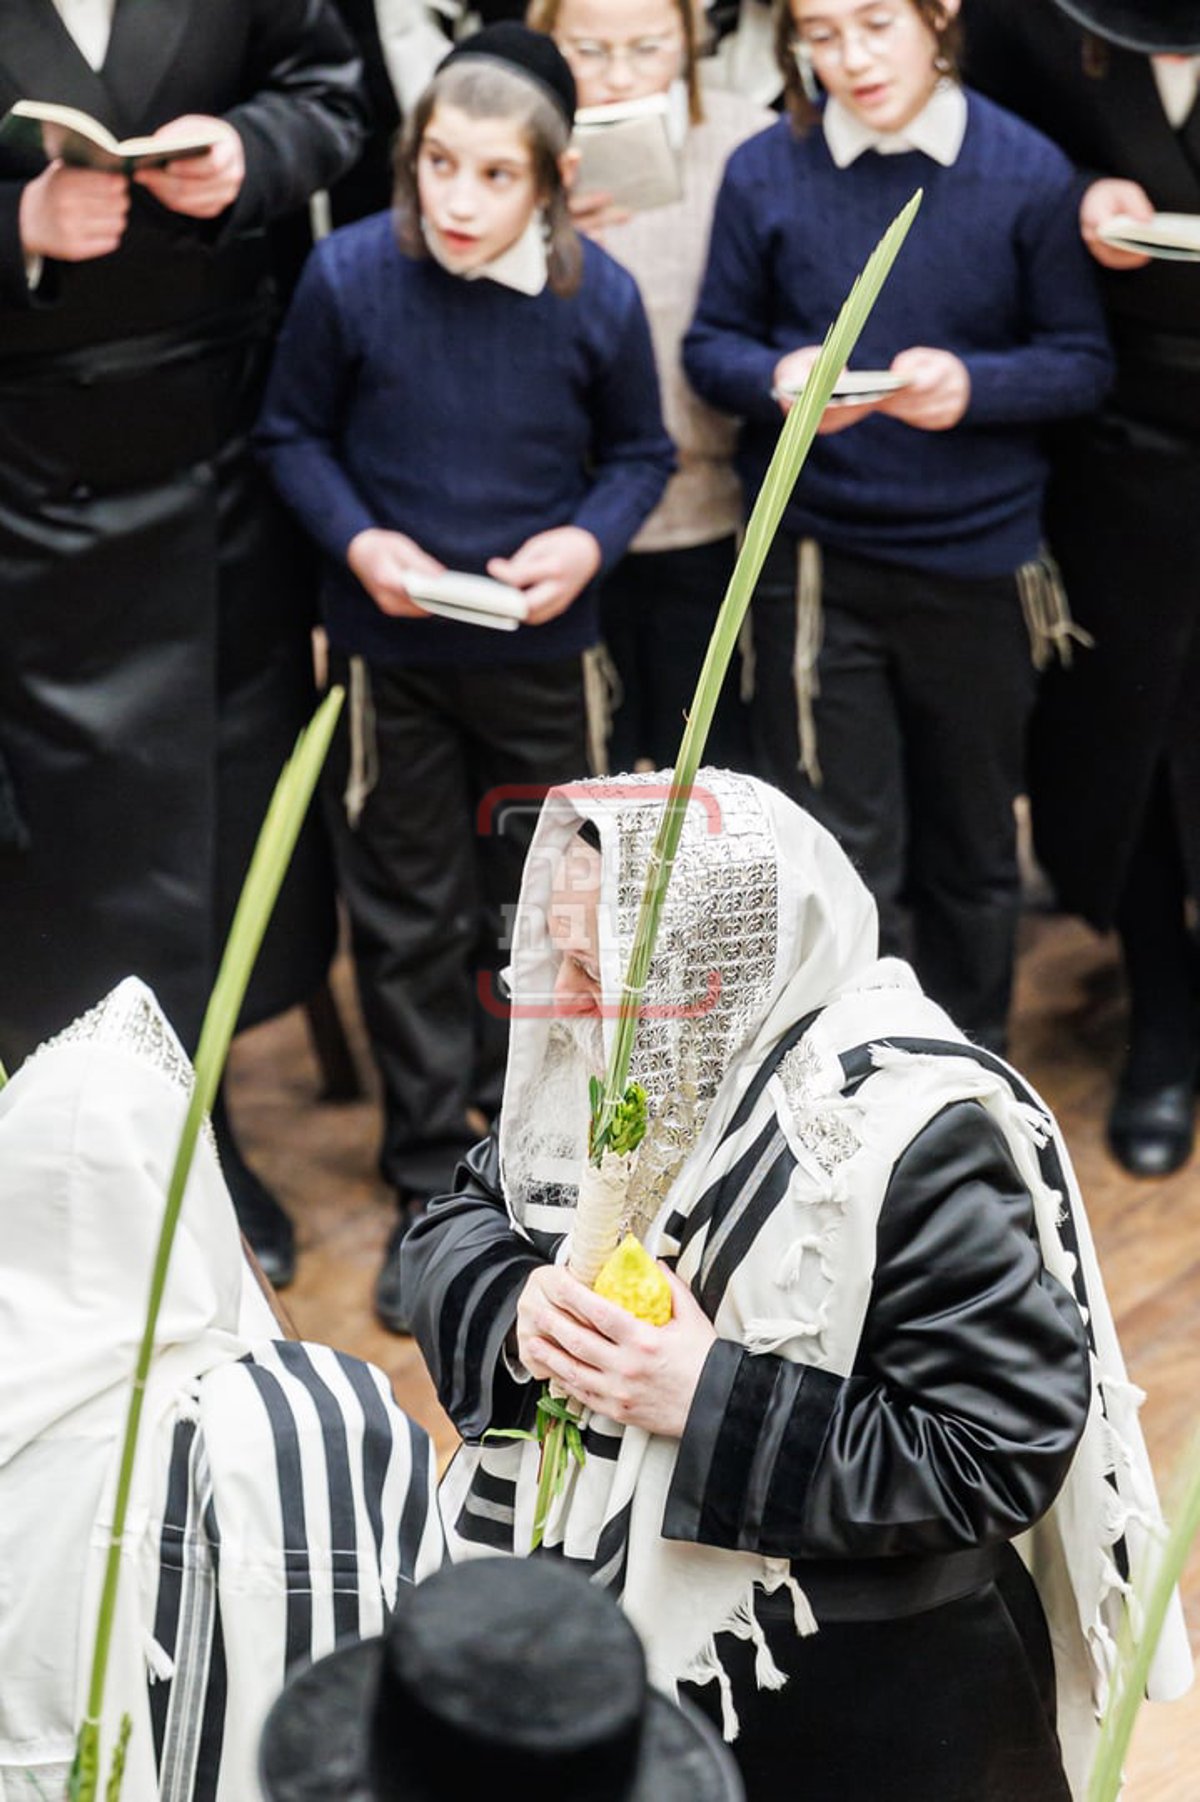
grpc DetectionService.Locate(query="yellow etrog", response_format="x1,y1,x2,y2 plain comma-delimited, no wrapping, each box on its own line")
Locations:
593,1234,672,1326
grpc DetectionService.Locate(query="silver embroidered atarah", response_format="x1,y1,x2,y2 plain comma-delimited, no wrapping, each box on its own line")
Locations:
776,1038,860,1177
28,977,216,1154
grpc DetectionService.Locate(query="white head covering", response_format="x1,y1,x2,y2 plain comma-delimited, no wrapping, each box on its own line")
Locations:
499,769,878,1237
0,979,257,1796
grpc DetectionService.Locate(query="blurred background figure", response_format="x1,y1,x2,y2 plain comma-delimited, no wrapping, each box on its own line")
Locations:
965,0,1200,1177
0,0,367,1287
684,0,1112,1056
530,0,770,773
0,980,443,1802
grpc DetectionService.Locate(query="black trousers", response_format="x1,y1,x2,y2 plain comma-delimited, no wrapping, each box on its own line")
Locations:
600,535,752,774
752,539,1035,1053
323,649,591,1200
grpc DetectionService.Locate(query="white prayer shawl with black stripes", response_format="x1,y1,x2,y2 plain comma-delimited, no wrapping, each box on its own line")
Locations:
440,774,1191,1801
0,980,443,1802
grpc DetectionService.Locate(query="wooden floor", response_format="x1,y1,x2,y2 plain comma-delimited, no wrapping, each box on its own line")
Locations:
225,907,1200,1799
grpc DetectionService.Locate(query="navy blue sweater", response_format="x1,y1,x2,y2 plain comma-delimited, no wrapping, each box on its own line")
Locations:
683,93,1114,579
256,215,674,665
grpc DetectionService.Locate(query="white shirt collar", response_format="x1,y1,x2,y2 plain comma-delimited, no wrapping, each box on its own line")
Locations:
423,211,549,297
1152,55,1200,130
51,0,116,72
823,80,968,169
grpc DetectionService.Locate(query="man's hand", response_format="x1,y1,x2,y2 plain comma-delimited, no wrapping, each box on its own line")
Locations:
347,528,443,618
516,1263,716,1439
1080,177,1154,271
18,161,129,261
134,116,245,218
878,347,971,431
773,344,880,434
488,526,602,625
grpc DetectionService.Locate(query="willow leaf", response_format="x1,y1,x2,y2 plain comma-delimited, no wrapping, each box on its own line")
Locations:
69,686,345,1802
591,189,923,1154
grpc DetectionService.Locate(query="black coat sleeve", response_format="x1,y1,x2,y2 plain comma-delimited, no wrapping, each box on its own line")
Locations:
224,0,367,231
399,1136,556,1442
665,1101,1093,1560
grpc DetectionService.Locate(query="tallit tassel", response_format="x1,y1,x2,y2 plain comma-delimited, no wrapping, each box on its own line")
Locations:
744,1316,823,1354
684,1638,741,1742
343,655,380,829
777,1231,831,1289
793,537,824,785
1017,553,1095,671
784,1573,819,1637
143,1631,176,1684
750,1617,789,1693
582,644,620,778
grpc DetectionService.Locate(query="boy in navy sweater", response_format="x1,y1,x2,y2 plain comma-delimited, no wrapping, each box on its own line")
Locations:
257,26,673,1328
684,0,1111,1053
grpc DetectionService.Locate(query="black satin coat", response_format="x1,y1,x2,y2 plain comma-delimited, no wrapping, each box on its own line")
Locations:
964,0,1200,924
0,1,366,1062
402,1070,1091,1800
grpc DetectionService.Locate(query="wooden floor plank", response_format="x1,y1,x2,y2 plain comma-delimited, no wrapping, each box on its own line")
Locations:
226,911,1200,1794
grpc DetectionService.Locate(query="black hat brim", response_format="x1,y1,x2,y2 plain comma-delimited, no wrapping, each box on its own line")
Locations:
259,1635,743,1802
1052,0,1200,52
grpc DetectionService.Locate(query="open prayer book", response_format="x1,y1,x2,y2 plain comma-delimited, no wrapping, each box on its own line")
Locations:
777,369,911,408
0,100,221,173
1097,211,1200,262
402,569,529,631
572,92,682,213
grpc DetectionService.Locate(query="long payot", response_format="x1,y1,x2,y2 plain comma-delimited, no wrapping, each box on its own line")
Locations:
68,686,345,1802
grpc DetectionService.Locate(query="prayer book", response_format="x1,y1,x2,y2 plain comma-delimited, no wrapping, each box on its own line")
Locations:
572,93,683,213
0,101,221,173
775,369,910,407
401,569,529,632
1096,211,1200,262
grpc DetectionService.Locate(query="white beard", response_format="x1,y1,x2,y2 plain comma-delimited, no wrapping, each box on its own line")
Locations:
556,1013,607,1082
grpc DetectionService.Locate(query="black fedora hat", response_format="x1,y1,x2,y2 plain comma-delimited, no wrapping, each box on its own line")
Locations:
1050,0,1200,52
259,1558,744,1802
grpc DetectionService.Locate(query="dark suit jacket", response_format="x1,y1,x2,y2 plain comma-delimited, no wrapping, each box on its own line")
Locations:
0,0,366,352
965,0,1200,419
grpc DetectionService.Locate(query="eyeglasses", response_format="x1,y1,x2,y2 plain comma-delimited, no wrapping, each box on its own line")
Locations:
793,9,902,63
559,34,683,77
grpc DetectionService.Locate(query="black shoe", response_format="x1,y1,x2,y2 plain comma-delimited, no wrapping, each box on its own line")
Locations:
374,1196,427,1335
212,1095,297,1289
1107,1081,1195,1178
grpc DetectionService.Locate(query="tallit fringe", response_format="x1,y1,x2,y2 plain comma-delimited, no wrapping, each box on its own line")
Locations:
685,1637,741,1741
583,643,620,778
1017,553,1094,671
777,1227,839,1289
793,537,823,786
744,1315,823,1354
143,1631,175,1684
682,1572,818,1742
343,655,379,829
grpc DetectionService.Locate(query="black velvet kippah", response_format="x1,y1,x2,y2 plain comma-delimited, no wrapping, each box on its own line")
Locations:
441,22,578,127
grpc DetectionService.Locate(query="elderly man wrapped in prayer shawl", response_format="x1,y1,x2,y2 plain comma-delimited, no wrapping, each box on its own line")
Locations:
0,979,444,1802
400,770,1192,1802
